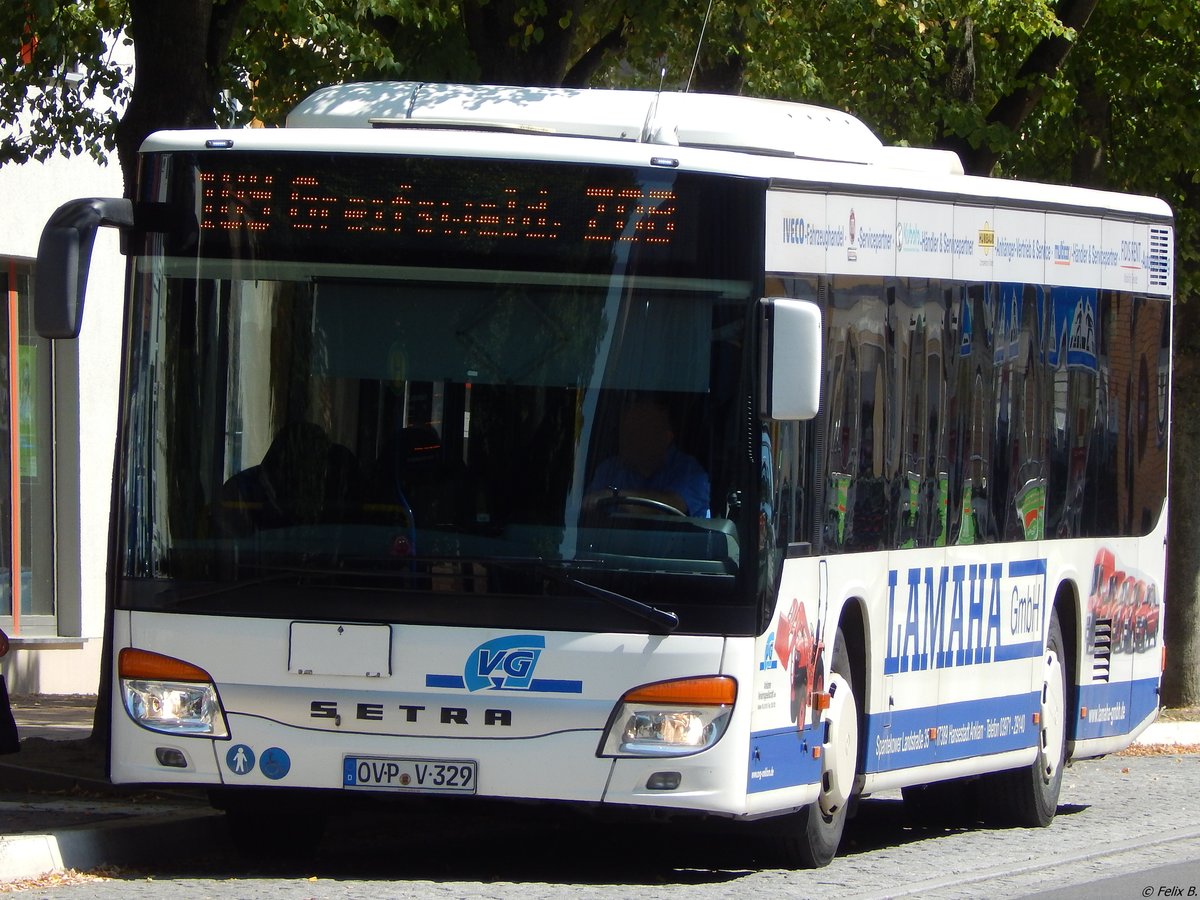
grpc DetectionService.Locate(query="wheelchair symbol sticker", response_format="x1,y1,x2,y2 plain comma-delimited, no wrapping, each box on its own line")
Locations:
259,746,291,780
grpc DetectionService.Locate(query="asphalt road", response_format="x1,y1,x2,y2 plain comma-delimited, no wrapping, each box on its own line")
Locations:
11,750,1200,898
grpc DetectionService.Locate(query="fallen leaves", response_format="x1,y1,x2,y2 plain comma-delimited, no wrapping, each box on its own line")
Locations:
0,865,121,893
1117,743,1200,757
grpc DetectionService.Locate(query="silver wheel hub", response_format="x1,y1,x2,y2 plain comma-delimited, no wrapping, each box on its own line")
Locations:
1040,647,1065,782
819,672,858,817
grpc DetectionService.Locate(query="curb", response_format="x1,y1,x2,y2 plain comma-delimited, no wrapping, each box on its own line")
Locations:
1136,720,1200,745
0,714,1193,883
0,759,217,883
0,809,226,882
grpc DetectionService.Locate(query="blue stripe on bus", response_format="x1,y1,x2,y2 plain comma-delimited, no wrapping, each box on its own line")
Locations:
992,640,1043,662
747,724,824,793
864,692,1039,772
884,638,1042,674
1075,677,1160,741
1008,558,1048,578
524,678,584,693
424,674,583,693
748,678,1157,791
426,674,466,688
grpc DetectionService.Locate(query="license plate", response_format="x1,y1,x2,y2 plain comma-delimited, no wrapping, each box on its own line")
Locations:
343,756,478,794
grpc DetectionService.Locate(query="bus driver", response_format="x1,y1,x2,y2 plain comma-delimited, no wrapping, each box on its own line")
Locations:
584,396,710,518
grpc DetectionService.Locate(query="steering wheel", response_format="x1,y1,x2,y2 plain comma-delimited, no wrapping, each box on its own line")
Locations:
595,493,688,518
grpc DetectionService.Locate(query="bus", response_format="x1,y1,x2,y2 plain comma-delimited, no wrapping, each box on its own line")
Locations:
36,83,1173,867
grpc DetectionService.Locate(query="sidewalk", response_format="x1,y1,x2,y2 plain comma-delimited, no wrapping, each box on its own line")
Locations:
0,696,223,882
0,696,1198,883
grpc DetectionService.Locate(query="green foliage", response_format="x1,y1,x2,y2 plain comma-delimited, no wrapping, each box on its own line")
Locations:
2,0,1196,299
0,0,131,166
225,0,474,126
2,0,1197,700
1001,0,1200,296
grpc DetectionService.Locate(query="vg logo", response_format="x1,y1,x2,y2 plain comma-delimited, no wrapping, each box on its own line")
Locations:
760,632,778,671
464,635,545,691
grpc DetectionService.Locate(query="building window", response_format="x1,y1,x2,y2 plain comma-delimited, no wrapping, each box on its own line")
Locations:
0,258,56,635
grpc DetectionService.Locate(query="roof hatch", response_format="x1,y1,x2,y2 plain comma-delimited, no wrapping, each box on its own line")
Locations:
286,81,961,172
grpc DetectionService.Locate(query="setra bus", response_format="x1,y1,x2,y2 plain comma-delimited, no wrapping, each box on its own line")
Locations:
35,83,1173,867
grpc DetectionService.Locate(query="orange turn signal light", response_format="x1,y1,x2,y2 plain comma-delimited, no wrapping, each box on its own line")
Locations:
622,676,737,706
812,692,831,712
118,648,214,683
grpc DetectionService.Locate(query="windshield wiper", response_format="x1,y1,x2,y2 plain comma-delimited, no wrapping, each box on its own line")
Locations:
157,556,680,633
461,556,680,634
562,575,679,634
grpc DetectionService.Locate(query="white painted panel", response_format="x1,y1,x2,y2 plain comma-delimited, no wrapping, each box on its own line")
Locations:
1046,213,1104,288
289,622,392,677
826,194,896,276
896,199,954,279
952,204,996,283
992,207,1047,286
765,190,828,274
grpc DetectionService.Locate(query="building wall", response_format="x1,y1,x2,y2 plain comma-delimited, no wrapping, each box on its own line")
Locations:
0,150,125,694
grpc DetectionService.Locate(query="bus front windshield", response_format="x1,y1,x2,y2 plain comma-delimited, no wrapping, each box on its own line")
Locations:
118,152,764,634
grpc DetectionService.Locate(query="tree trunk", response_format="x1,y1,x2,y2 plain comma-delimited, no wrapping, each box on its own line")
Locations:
1068,71,1108,187
1163,285,1200,706
97,0,247,745
940,0,1099,176
115,0,246,195
462,0,585,87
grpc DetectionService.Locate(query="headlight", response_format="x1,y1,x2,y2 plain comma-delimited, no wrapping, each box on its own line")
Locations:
118,648,229,737
599,676,736,757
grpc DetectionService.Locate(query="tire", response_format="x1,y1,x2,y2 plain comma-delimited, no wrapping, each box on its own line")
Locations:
773,628,859,868
981,608,1067,827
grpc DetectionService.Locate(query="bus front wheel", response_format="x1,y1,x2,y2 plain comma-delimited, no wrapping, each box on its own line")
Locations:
773,628,859,868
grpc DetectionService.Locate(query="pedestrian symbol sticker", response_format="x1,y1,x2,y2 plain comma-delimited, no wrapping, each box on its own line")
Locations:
227,744,255,775
259,747,291,780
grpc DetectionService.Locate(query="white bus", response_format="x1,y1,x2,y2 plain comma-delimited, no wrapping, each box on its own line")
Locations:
37,83,1173,867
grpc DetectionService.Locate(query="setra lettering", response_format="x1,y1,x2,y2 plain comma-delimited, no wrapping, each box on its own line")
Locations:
310,700,512,727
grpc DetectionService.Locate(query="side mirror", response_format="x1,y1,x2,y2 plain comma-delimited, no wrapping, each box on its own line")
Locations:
35,197,133,339
760,297,823,421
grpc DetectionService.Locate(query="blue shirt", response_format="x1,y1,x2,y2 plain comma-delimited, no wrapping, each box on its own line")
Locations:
588,446,710,517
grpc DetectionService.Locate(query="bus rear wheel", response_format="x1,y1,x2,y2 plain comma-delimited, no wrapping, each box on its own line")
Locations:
982,608,1066,827
773,628,858,868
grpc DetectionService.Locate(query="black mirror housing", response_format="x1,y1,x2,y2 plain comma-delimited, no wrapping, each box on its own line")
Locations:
35,197,133,339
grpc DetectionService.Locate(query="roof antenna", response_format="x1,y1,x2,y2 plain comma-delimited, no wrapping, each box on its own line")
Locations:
643,56,673,144
685,0,715,93
650,56,667,120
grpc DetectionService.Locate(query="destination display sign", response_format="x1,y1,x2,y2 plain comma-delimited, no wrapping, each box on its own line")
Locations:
150,152,758,277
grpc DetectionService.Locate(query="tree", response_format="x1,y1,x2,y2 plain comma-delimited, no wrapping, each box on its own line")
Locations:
724,0,1200,704
5,0,774,189
3,0,1198,703
1,1,130,169
114,0,248,191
